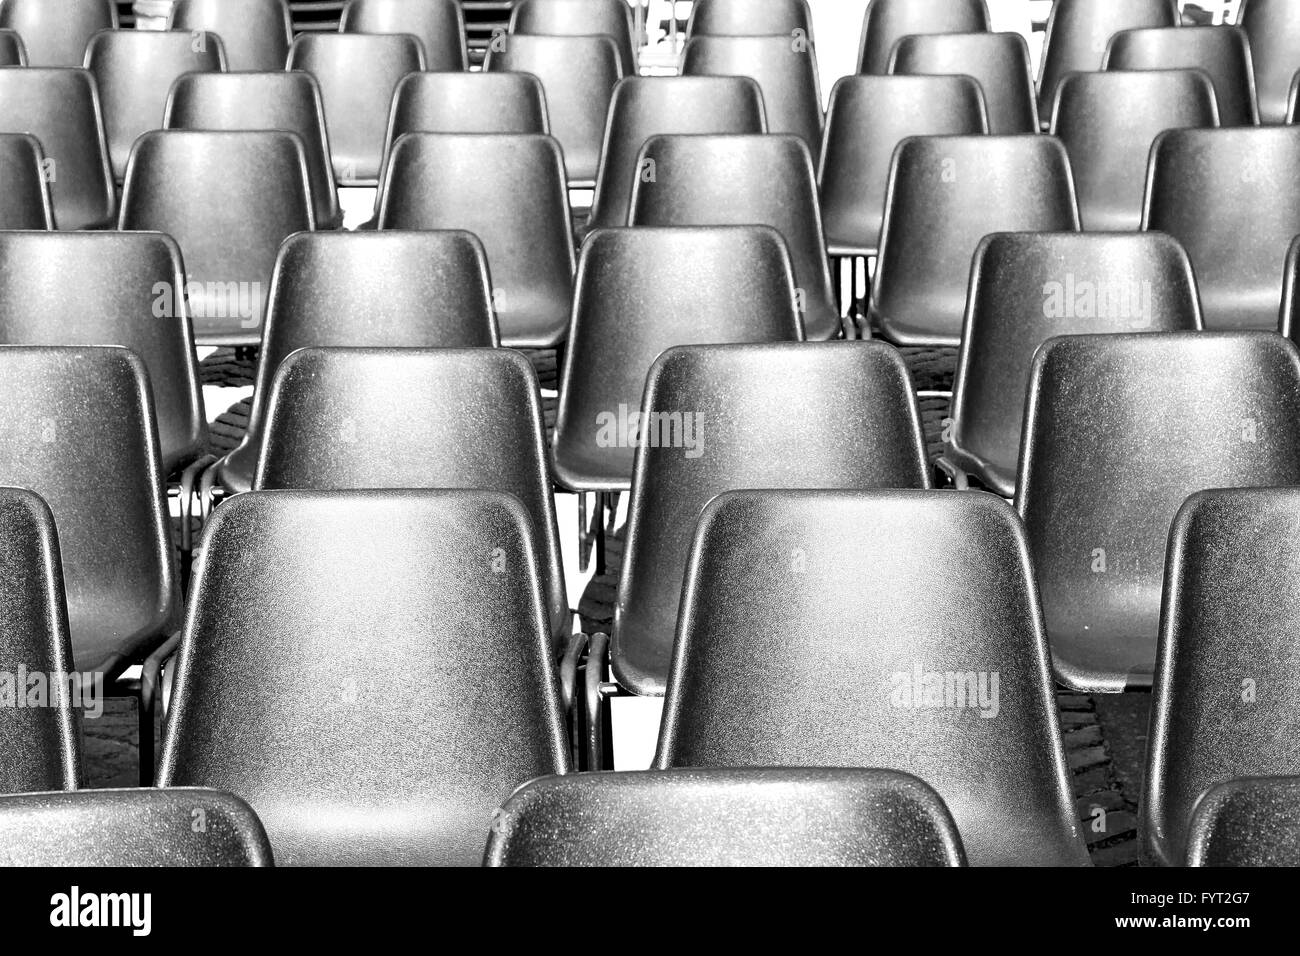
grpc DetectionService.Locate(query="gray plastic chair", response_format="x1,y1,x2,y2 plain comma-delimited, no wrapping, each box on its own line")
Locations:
688,0,813,40
1236,0,1300,124
889,31,1037,135
0,0,115,67
1105,25,1258,126
340,0,468,70
0,28,27,65
0,135,54,230
1187,777,1300,866
510,0,636,76
858,0,990,75
169,0,292,72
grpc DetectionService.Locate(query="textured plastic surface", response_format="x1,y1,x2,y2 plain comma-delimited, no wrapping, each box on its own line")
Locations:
889,31,1037,135
0,68,116,230
255,348,569,644
1143,489,1300,865
169,0,292,72
0,489,80,794
486,34,623,185
0,28,26,65
511,0,636,76
630,134,839,340
383,73,548,149
857,0,989,75
119,130,314,345
158,490,571,866
656,489,1089,867
945,231,1202,497
0,788,272,866
1106,26,1258,127
688,0,813,40
485,768,965,867
377,133,574,349
1187,777,1300,867
613,342,931,696
1240,0,1300,124
588,76,766,231
553,227,804,492
819,74,987,257
1017,334,1300,693
0,135,54,230
341,0,468,71
0,347,178,675
0,0,115,67
870,134,1080,347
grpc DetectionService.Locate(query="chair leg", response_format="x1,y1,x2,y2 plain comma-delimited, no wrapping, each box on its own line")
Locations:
137,684,155,787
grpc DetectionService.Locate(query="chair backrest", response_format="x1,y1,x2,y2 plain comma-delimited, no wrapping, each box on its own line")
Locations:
588,76,766,231
216,230,498,494
870,134,1080,347
1143,125,1300,330
819,75,988,257
0,28,26,65
1143,488,1300,865
384,72,548,145
157,489,571,866
681,34,823,165
0,134,53,230
1016,332,1300,694
287,32,425,185
630,133,839,341
889,31,1037,135
613,342,930,697
119,130,314,346
688,0,813,40
510,0,636,76
1280,235,1300,345
858,0,990,75
655,488,1090,867
0,347,178,676
0,68,115,230
377,133,575,350
0,0,115,67
485,768,965,866
553,226,804,492
1105,25,1258,127
340,0,468,70
85,29,227,183
170,0,292,72
946,231,1202,498
1187,777,1300,867
1238,0,1300,124
164,70,340,230
0,788,273,865
1037,0,1180,121
485,33,623,185
0,488,79,795
1051,69,1218,231
0,231,207,474
255,348,568,643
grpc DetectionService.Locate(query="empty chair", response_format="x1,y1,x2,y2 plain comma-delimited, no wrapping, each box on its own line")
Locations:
1017,333,1300,694
0,789,272,866
164,71,340,230
0,28,25,65
0,69,115,230
0,135,53,230
869,135,1080,346
0,0,114,67
611,342,930,697
631,134,840,340
169,0,292,72
682,35,823,165
553,227,804,492
383,73,548,145
378,134,574,349
1105,26,1258,127
1187,777,1300,867
858,0,990,75
1143,488,1300,865
656,489,1089,867
486,34,623,185
1037,0,1180,121
820,75,987,257
211,230,497,496
0,489,79,795
0,347,179,677
1239,0,1300,124
688,0,813,39
1052,70,1218,231
889,32,1037,135
588,76,766,231
941,232,1202,497
119,130,314,345
485,768,965,867
1144,125,1300,329
158,489,571,866
84,29,227,183
1280,236,1300,345
510,0,636,76
256,349,568,642
0,232,207,475
288,33,425,186
340,0,468,71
